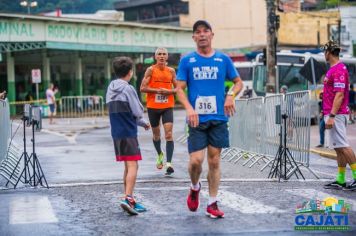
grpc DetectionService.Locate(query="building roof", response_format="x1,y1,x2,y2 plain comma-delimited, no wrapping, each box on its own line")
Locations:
0,13,190,31
114,0,174,10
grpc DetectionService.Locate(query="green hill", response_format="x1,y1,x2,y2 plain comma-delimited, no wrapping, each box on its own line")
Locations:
0,0,117,14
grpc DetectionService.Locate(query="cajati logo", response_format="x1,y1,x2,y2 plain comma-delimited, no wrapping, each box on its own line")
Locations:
294,197,351,231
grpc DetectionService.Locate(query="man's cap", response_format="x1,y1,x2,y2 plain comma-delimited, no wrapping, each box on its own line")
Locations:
321,40,340,52
193,20,212,32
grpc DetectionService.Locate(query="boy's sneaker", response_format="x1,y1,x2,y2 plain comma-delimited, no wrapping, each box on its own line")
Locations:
206,201,225,219
323,181,346,190
344,180,356,191
165,163,174,176
315,144,324,148
156,152,164,169
187,183,201,211
134,202,147,212
120,197,138,215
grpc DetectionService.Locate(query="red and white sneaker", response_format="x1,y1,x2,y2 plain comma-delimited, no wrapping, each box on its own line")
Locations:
206,201,225,218
187,183,201,211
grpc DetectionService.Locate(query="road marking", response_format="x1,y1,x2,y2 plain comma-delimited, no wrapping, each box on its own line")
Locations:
286,188,356,207
9,196,58,224
201,190,286,214
41,129,78,144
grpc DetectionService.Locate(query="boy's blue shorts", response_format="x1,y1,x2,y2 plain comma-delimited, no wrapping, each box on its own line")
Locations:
188,120,229,154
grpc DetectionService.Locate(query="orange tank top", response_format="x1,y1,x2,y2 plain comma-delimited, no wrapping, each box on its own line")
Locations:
146,65,175,109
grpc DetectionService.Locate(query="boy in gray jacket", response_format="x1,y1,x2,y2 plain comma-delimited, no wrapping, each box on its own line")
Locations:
106,57,150,215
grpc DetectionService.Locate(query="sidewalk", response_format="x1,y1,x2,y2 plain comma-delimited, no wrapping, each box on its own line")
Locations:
310,121,356,159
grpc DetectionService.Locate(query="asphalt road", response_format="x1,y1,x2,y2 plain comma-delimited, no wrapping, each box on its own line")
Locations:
0,109,355,235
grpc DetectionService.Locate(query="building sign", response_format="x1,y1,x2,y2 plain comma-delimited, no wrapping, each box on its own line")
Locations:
0,18,192,50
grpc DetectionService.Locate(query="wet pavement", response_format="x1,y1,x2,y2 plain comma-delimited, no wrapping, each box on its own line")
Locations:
0,109,356,235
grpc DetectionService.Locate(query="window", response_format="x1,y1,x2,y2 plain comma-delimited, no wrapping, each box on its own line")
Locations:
236,67,253,81
139,8,154,20
125,10,138,21
154,4,170,17
253,65,267,96
278,65,308,92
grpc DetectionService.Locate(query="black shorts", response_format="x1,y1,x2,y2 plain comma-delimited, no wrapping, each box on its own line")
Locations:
147,108,173,127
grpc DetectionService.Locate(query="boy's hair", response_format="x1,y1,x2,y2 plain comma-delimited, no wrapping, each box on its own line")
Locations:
112,57,133,78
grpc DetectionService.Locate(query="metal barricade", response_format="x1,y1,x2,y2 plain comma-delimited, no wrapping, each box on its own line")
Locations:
225,91,315,178
60,96,105,118
0,99,23,186
176,123,189,144
223,99,248,163
242,97,269,167
284,91,317,177
0,99,10,163
0,140,22,187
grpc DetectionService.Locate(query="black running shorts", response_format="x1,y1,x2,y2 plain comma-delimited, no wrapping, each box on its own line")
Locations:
147,108,173,127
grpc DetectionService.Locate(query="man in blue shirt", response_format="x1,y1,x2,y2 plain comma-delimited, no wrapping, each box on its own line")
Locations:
176,20,243,219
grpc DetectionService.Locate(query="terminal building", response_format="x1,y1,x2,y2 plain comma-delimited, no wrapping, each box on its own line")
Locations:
0,13,194,113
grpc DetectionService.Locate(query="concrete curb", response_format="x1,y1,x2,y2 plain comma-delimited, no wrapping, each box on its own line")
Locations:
310,148,337,160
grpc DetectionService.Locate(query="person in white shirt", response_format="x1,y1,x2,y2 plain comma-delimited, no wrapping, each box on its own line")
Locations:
46,83,57,124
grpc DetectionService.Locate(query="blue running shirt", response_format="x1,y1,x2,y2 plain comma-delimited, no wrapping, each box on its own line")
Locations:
177,51,239,122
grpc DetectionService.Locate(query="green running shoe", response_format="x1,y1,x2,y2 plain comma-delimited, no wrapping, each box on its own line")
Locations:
156,152,164,169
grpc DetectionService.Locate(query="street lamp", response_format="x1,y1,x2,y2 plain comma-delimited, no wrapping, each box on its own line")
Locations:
20,1,38,14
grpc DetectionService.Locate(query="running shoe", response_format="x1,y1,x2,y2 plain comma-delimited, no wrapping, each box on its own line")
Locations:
156,152,164,169
206,201,225,219
187,183,201,211
315,144,324,148
344,180,356,191
120,197,138,215
323,181,346,190
165,163,174,176
134,202,147,212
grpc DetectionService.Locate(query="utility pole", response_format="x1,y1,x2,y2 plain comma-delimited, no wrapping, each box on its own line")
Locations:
266,0,277,93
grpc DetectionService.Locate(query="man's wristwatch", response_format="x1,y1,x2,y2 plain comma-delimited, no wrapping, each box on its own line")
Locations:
329,113,336,118
227,90,235,98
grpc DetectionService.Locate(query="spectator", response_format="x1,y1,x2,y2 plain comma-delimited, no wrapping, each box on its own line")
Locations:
316,92,325,148
46,83,57,124
93,94,100,112
349,84,355,124
241,86,252,98
0,90,6,100
280,85,288,94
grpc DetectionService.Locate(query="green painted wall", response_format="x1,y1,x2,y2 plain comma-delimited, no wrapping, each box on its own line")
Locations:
7,80,15,115
76,79,83,96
